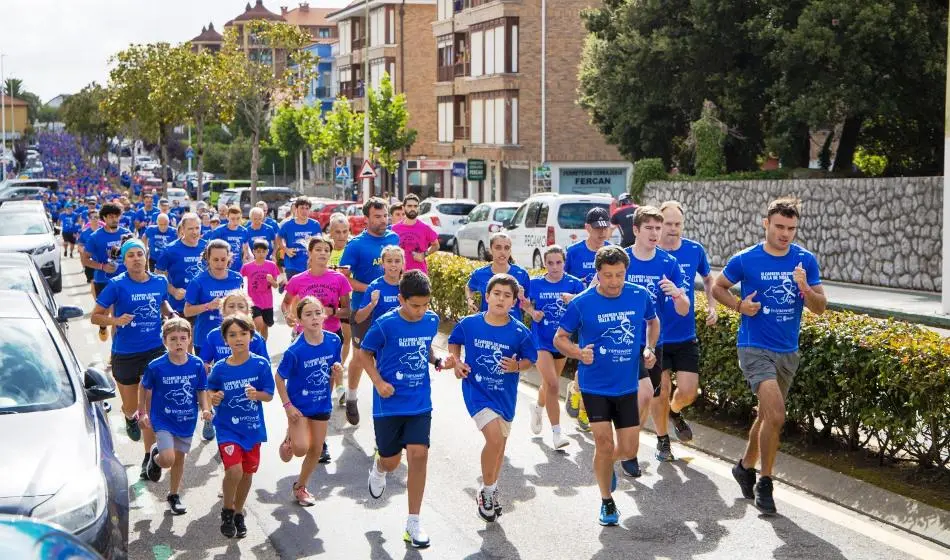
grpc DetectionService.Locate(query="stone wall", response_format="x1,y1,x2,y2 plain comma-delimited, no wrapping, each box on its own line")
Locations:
642,177,942,291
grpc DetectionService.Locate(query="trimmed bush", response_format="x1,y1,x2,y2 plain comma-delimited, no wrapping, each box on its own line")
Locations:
428,251,950,471
630,158,667,202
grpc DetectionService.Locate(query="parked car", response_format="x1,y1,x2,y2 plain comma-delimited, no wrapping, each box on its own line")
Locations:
343,202,367,235
165,187,190,207
218,187,294,218
417,197,478,250
0,209,62,292
0,253,80,325
0,516,104,560
0,291,128,559
313,201,357,230
453,202,520,260
197,179,252,206
0,179,58,205
505,192,621,269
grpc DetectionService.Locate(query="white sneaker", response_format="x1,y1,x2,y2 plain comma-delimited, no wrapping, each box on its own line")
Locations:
552,432,570,450
367,464,387,499
335,385,346,406
403,518,430,548
529,404,543,435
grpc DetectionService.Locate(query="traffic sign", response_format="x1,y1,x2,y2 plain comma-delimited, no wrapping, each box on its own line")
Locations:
357,160,377,180
335,165,350,180
334,158,345,168
185,147,195,160
467,159,486,181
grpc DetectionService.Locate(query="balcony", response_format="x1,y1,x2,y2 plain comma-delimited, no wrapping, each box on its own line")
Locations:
338,82,364,99
352,36,365,51
454,61,470,77
454,125,470,140
437,66,455,83
454,0,504,11
313,86,331,99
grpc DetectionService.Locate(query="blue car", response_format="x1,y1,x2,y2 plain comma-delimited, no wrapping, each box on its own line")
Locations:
0,515,102,560
0,291,128,559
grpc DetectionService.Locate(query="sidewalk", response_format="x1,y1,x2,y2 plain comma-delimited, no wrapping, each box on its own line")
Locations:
707,267,950,331
431,329,950,549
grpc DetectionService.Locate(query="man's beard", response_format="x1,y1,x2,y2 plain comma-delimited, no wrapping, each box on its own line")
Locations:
405,210,418,220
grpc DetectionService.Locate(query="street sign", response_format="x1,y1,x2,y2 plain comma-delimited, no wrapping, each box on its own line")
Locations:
357,159,377,180
185,147,194,160
334,158,344,168
335,165,350,180
452,162,467,178
467,158,486,181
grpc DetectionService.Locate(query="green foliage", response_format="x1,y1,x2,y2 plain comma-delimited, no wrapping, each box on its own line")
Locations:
629,158,667,201
61,83,114,155
319,98,363,159
669,169,793,182
426,253,481,322
368,73,417,172
690,101,727,177
269,104,307,158
854,148,887,177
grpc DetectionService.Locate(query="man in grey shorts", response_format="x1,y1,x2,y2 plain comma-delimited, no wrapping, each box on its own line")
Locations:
712,197,826,515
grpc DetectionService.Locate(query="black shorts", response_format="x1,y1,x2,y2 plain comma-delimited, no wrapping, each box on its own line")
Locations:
112,346,165,386
581,392,639,429
252,306,275,327
83,266,95,283
374,413,432,458
93,282,108,299
306,412,331,421
660,340,700,374
63,232,76,244
340,317,350,325
538,349,565,361
147,258,156,273
639,345,664,397
351,313,371,349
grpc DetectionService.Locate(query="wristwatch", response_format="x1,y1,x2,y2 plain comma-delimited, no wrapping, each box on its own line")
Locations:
644,346,655,355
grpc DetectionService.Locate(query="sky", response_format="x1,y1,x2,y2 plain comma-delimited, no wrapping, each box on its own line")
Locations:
0,0,349,103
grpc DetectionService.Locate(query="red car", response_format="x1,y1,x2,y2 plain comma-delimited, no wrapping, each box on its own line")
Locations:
343,202,367,235
314,201,358,230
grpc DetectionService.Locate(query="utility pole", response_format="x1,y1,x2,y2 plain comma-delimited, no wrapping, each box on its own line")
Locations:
187,125,192,174
0,53,6,182
362,0,371,201
942,14,950,313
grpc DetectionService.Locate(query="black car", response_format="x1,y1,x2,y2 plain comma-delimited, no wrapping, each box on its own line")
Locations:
0,252,79,324
0,291,128,559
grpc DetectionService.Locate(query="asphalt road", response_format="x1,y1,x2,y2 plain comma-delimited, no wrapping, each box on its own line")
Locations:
54,256,949,560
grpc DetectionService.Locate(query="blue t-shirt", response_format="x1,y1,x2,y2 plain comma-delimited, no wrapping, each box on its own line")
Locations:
208,354,275,450
95,272,169,355
276,332,343,416
448,313,537,422
722,243,821,353
200,224,213,237
210,224,250,272
565,240,609,285
60,212,80,234
559,283,657,396
278,218,322,272
118,211,135,231
87,226,133,284
135,207,160,233
244,224,277,259
143,225,177,264
339,230,400,311
526,274,586,352
663,239,712,344
169,206,185,224
466,264,531,322
185,269,243,349
156,239,207,313
78,226,98,248
200,326,269,365
265,217,280,232
624,247,684,345
357,276,401,325
360,309,440,418
142,354,208,437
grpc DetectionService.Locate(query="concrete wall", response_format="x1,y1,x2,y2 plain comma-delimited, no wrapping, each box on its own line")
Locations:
642,177,942,292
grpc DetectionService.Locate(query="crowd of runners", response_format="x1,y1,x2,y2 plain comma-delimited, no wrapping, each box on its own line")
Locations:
61,183,826,548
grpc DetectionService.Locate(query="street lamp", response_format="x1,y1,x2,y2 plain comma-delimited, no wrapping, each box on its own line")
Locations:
1,53,6,182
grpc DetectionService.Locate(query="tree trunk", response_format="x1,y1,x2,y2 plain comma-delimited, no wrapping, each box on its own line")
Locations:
780,122,810,169
250,126,260,206
832,115,863,174
159,122,170,197
196,119,205,205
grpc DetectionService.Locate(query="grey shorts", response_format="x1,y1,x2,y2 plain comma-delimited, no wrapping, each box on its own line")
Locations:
156,430,193,454
473,408,511,438
738,347,800,397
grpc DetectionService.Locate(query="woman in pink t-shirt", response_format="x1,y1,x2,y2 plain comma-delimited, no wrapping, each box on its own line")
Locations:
281,235,352,337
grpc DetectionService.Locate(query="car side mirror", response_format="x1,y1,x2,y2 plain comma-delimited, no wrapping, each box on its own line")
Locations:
459,217,469,225
83,366,116,402
57,305,84,322
504,219,517,229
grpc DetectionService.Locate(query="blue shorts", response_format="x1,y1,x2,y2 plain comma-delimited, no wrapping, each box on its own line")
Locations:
374,413,432,458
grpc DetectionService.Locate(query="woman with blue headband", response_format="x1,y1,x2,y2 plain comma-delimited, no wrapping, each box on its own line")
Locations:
92,238,176,482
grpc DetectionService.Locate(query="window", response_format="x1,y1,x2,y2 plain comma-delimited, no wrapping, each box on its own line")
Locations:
318,27,331,39
510,203,527,228
438,97,454,143
470,91,518,146
471,98,484,143
370,8,385,47
558,203,610,229
0,318,74,413
493,207,516,223
437,0,453,20
470,18,519,76
419,201,432,215
524,201,542,228
484,28,495,75
535,202,548,226
484,98,495,144
469,205,487,222
339,21,351,55
436,202,477,215
471,31,483,77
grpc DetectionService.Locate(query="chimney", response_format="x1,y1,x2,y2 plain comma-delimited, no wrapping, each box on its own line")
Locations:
281,6,288,14
300,2,309,10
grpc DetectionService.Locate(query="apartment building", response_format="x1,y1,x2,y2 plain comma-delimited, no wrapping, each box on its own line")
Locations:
190,23,224,53
424,0,631,202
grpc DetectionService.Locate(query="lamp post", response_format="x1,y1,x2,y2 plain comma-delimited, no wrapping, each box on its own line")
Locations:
1,53,6,182
362,0,371,201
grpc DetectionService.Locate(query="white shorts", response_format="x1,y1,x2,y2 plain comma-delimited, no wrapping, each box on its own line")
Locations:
473,408,511,438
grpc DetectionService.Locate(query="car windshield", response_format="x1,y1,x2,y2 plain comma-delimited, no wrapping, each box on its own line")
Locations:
0,318,74,412
219,191,240,206
0,267,37,294
493,208,517,222
0,213,51,236
557,202,610,229
168,188,186,196
437,203,477,216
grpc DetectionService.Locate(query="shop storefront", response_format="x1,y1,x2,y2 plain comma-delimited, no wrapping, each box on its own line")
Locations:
553,164,632,197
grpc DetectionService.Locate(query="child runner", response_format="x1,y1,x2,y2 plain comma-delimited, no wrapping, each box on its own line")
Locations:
208,314,275,538
465,232,530,323
138,318,212,515
199,291,269,366
353,245,403,326
359,270,456,549
275,296,344,506
327,213,352,403
241,240,281,340
283,236,352,342
448,273,537,522
521,245,585,448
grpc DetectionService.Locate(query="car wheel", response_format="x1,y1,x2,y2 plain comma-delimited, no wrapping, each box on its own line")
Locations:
49,273,62,294
478,242,490,261
452,238,461,256
533,251,543,270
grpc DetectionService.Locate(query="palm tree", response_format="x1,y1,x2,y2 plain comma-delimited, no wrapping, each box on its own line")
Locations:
3,78,23,98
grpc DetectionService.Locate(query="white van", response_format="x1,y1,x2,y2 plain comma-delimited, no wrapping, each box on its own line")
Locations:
505,193,620,269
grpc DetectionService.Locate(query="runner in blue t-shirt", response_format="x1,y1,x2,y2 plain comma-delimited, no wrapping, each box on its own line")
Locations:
464,232,530,322
711,197,825,516
138,318,211,515
198,292,269,366
77,210,101,288
448,274,536,523
353,245,403,326
91,238,174,481
211,207,251,272
339,198,399,425
358,270,455,549
652,201,718,449
135,199,160,235
245,207,277,259
622,206,690,463
555,245,659,527
564,206,613,285
275,296,344,507
184,239,243,356
521,245,585,449
207,315,274,538
277,198,322,278
82,203,133,298
156,214,208,315
143,214,177,272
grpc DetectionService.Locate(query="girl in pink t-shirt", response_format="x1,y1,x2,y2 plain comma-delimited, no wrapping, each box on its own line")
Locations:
282,236,352,337
240,239,282,340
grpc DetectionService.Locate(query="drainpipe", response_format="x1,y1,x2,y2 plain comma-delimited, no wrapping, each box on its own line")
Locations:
540,0,546,170
399,0,406,199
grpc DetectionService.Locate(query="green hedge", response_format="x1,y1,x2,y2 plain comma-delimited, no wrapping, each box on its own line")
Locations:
428,252,950,470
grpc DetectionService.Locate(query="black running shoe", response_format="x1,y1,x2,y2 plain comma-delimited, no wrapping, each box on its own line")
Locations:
345,400,360,426
125,415,141,442
732,460,756,500
220,509,236,538
139,453,149,481
234,512,248,538
319,442,331,464
755,476,777,515
670,412,694,442
146,446,161,482
620,457,642,478
167,494,187,515
477,488,496,522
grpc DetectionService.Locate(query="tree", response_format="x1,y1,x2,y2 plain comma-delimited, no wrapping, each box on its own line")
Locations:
3,78,22,98
4,79,43,124
219,20,316,201
317,97,362,188
270,103,317,184
368,72,416,183
61,83,114,159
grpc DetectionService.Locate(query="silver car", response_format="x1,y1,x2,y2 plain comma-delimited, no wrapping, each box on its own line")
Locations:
0,209,61,292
